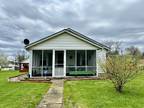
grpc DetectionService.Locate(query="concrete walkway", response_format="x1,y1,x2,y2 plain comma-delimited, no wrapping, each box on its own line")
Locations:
37,79,64,108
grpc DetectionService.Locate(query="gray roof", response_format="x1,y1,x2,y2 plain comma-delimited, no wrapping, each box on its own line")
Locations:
25,28,110,50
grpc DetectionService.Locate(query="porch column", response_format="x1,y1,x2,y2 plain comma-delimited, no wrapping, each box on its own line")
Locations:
75,50,77,71
41,50,43,77
96,50,98,77
85,50,87,71
29,50,32,77
52,50,55,77
64,50,66,77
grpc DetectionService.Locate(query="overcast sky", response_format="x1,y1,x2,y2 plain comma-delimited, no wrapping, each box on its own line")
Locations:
0,0,144,56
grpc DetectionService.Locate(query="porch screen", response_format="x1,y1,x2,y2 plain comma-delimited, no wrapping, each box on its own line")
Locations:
32,50,52,76
66,50,96,76
32,50,42,76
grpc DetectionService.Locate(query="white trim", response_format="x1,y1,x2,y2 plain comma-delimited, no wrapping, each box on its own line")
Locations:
52,50,55,77
64,50,66,77
53,50,65,77
29,48,97,51
41,50,43,77
96,50,98,77
85,50,87,71
29,50,32,77
75,50,77,71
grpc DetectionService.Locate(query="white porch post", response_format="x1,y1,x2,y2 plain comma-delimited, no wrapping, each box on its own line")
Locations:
52,50,55,77
85,50,87,71
29,50,32,77
96,50,98,77
64,50,66,77
75,50,77,71
41,50,43,77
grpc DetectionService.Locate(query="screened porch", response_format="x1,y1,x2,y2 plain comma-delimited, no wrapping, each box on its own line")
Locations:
66,50,96,76
31,50,96,77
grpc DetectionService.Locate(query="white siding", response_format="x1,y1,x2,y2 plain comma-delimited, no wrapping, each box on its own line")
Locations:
96,50,106,75
30,33,97,50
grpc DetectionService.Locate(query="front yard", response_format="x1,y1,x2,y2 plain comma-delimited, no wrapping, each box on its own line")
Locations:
64,72,144,108
1,71,144,108
0,71,50,108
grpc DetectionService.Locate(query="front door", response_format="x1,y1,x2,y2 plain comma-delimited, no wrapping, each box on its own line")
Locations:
55,51,64,77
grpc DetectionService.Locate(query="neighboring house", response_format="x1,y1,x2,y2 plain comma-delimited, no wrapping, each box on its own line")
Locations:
25,28,110,77
1,64,15,71
1,60,18,71
19,59,29,72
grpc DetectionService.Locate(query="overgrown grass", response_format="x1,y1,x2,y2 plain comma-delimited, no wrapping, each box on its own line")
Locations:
0,71,50,108
64,71,144,108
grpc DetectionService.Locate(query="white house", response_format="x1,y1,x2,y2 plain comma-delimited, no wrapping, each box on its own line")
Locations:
25,28,110,78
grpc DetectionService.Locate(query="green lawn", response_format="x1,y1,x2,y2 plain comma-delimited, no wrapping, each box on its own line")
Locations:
64,72,144,108
0,71,50,108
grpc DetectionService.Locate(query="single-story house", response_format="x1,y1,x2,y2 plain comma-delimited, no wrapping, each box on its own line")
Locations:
25,28,110,78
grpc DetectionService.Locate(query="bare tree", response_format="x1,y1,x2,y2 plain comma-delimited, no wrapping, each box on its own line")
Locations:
15,50,27,63
101,55,139,93
142,52,144,59
104,41,122,55
126,46,142,59
0,53,8,70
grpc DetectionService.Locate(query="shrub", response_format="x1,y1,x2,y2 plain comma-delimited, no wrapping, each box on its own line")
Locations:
101,55,139,93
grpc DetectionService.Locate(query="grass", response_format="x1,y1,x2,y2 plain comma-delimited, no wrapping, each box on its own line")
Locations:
0,71,50,108
64,72,144,108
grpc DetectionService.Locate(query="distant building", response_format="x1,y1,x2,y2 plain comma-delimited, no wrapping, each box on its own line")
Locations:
1,60,19,71
19,59,29,72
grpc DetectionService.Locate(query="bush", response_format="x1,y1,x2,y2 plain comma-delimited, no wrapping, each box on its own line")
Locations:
101,55,139,93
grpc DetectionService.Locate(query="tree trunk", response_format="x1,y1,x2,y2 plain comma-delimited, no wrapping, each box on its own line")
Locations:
116,85,123,93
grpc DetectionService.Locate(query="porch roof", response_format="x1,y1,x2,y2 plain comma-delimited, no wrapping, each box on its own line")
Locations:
25,28,110,51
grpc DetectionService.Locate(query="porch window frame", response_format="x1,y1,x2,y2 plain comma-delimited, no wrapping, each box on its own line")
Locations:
66,50,97,76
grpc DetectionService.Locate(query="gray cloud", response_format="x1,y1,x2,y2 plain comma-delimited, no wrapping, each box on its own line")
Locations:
0,0,144,56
